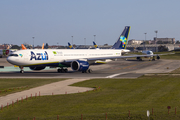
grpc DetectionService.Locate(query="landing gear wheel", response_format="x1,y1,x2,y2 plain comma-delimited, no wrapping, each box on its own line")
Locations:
57,69,62,73
20,70,24,73
19,66,24,73
57,68,68,73
88,69,92,73
64,69,68,73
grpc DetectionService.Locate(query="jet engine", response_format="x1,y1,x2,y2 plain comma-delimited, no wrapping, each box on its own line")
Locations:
71,60,89,71
157,55,160,59
29,66,46,70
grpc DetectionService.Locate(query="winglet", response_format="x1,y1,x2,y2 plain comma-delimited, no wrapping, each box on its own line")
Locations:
111,26,131,49
21,44,27,50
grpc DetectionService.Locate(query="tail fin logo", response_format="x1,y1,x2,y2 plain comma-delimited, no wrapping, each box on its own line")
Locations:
120,36,127,48
69,45,73,49
94,45,98,48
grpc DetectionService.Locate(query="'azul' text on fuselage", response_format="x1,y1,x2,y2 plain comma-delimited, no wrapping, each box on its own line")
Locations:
30,51,48,60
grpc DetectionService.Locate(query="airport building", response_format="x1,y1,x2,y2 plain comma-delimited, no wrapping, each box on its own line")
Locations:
128,37,175,45
128,39,143,45
154,37,175,44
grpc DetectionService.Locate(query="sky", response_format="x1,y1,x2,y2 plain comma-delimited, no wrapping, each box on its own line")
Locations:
0,0,180,46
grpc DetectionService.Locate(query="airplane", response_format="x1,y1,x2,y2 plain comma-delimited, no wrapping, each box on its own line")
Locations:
93,41,99,49
68,42,74,49
68,41,98,49
6,26,161,73
21,44,27,50
0,46,15,58
21,43,45,50
133,50,155,61
0,49,12,58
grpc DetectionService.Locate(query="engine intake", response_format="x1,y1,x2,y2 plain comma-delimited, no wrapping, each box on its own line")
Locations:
71,60,89,71
157,56,160,59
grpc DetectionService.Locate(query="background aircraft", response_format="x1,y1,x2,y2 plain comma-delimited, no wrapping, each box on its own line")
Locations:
0,49,14,58
68,42,74,49
93,41,99,49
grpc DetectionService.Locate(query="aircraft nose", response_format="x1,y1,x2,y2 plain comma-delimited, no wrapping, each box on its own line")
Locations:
6,56,14,64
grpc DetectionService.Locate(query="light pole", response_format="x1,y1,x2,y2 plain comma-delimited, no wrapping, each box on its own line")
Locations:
144,33,147,50
94,35,96,42
32,37,35,49
71,36,73,46
155,30,158,52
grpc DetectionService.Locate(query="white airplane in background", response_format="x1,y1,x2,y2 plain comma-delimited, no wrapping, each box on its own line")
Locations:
0,49,14,58
21,43,45,50
7,26,161,73
136,50,156,61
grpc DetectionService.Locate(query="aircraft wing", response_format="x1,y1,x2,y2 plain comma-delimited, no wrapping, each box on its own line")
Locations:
86,54,159,61
64,54,161,63
155,53,175,56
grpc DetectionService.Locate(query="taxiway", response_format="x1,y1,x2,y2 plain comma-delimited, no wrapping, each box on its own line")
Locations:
0,58,179,78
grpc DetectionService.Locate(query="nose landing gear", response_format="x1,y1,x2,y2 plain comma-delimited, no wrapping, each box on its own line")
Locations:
19,66,24,73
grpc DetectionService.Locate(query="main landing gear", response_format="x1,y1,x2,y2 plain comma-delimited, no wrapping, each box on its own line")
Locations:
82,69,92,73
152,56,156,61
19,66,24,73
57,68,68,73
137,57,142,61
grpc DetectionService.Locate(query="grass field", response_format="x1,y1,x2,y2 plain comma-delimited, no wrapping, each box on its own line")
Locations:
0,76,180,119
157,51,180,60
0,78,66,96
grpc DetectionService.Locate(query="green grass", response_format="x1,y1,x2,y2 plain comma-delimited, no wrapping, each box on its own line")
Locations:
1,76,180,119
158,51,180,60
0,78,66,96
170,68,180,74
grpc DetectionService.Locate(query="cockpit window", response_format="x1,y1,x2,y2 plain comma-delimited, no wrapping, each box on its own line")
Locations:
9,54,18,57
147,51,151,54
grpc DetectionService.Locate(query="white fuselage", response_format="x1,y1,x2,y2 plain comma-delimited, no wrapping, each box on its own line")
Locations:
7,49,129,66
142,50,153,55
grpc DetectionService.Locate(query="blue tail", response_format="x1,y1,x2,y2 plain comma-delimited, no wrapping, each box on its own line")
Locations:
68,42,74,49
93,41,99,49
111,26,130,49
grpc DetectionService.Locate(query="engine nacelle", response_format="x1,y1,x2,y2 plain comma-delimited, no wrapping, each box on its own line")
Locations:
71,60,89,71
29,66,46,70
157,56,160,59
136,57,140,60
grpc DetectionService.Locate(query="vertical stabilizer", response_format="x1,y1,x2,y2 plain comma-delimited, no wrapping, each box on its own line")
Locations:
68,42,74,49
111,26,130,49
21,44,27,50
42,43,44,49
93,41,99,49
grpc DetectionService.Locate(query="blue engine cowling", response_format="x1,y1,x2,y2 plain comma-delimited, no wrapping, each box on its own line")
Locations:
71,60,89,71
29,66,46,70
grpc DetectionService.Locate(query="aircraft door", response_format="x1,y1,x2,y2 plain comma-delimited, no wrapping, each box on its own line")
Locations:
23,53,28,61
